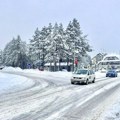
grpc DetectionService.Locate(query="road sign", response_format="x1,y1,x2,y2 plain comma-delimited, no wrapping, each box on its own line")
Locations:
75,58,78,64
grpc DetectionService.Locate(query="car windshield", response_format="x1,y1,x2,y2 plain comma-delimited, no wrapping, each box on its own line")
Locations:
108,70,115,73
74,70,88,75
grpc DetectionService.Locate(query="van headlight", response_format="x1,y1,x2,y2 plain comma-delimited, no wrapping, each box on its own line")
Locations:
81,77,83,79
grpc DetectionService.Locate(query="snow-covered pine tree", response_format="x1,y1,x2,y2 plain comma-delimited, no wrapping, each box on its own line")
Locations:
17,36,29,69
65,18,92,70
29,28,41,69
0,49,3,65
3,40,12,66
39,26,52,69
28,19,92,71
43,23,54,71
65,19,80,70
45,23,65,71
57,23,65,71
29,24,53,69
81,54,92,68
3,36,28,68
46,23,59,71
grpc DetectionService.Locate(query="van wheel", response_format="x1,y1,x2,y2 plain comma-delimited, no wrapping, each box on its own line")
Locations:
86,79,89,85
92,78,95,83
71,81,74,84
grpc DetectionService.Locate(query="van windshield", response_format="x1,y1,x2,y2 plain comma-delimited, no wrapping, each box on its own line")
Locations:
74,70,88,75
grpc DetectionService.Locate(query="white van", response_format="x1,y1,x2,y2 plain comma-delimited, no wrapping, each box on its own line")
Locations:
71,69,95,85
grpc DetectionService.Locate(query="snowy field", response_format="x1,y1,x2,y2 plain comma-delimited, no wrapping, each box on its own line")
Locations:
0,67,120,120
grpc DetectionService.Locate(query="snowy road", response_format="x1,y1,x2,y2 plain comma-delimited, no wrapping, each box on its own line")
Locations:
0,70,120,120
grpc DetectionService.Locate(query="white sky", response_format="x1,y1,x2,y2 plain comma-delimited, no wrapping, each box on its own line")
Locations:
0,0,120,57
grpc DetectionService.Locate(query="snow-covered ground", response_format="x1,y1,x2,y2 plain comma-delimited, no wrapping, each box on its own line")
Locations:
0,72,34,94
0,67,120,120
2,66,105,81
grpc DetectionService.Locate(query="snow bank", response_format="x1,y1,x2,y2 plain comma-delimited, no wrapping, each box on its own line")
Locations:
2,67,72,78
2,66,22,72
0,72,34,94
2,67,106,80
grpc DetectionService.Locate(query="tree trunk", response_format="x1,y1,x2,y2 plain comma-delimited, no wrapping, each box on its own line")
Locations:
67,58,69,71
54,61,56,71
58,59,60,71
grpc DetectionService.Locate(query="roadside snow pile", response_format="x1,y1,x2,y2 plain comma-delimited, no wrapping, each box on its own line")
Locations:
0,72,34,94
2,67,22,72
2,67,72,79
2,67,106,80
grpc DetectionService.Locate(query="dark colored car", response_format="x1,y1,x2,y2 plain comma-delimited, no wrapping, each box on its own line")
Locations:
106,70,118,77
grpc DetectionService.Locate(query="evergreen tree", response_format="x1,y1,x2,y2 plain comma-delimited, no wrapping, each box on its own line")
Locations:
29,28,41,68
3,36,28,68
39,26,52,69
56,23,65,71
29,24,53,69
28,19,92,71
65,18,92,70
0,49,3,65
45,23,65,71
46,23,58,71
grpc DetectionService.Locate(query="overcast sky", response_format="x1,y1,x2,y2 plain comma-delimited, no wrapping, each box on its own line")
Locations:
0,0,120,57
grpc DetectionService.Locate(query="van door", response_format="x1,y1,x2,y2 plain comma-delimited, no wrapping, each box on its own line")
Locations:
91,70,95,81
89,70,93,81
88,70,91,81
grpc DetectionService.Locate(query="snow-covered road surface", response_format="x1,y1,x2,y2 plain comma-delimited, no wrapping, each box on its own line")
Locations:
0,69,120,120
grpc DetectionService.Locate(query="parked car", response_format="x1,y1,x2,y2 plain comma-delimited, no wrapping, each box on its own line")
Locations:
116,69,120,73
106,70,118,77
101,68,107,73
71,69,95,85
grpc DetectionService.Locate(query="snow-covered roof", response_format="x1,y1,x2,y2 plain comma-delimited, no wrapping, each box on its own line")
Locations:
100,60,120,62
102,54,120,61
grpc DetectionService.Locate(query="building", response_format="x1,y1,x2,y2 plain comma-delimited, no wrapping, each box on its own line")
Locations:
92,53,107,71
97,54,120,72
92,53,107,65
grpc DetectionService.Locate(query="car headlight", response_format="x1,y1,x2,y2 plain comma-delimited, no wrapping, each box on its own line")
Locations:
84,77,87,80
81,77,85,80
